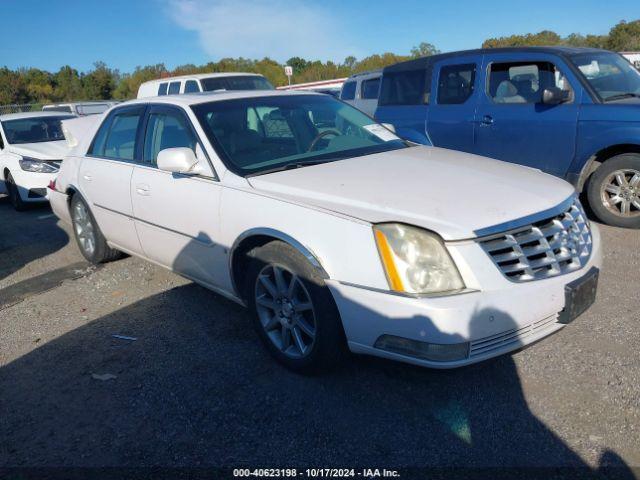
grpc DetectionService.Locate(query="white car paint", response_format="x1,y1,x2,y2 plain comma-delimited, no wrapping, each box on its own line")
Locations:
137,73,273,99
49,90,602,369
0,111,74,205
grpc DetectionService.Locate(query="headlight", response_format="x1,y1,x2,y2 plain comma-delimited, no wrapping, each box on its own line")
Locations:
373,223,464,294
18,157,58,173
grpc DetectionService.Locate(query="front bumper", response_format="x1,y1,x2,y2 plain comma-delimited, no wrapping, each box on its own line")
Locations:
10,169,58,203
327,223,602,369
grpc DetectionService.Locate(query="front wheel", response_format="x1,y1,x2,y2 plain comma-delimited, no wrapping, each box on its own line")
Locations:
245,241,347,374
5,172,27,211
70,195,121,264
587,153,640,229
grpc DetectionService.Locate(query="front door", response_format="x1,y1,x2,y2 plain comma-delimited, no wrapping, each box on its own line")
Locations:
131,105,226,287
474,54,580,176
427,55,483,153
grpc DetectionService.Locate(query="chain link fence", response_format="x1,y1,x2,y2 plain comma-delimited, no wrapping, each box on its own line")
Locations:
0,104,43,115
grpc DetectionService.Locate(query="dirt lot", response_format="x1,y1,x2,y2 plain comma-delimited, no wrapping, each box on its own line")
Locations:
0,195,639,474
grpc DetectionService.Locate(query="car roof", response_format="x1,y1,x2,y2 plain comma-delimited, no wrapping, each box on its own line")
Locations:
118,89,325,108
141,72,265,85
384,46,611,72
345,69,382,81
0,111,76,121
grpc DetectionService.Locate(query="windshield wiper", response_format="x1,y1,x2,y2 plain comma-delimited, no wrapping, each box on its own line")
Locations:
604,93,640,102
246,160,331,177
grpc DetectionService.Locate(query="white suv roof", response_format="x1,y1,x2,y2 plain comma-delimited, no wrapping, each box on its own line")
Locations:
0,111,75,121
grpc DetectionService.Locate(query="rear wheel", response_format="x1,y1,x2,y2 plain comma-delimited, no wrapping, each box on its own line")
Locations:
245,241,347,374
5,172,27,211
587,153,640,229
70,194,121,264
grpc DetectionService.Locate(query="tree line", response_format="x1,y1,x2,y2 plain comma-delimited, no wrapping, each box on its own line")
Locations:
1,19,638,106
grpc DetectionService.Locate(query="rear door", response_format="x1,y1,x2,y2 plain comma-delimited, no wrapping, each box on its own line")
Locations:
427,55,483,153
79,105,146,254
474,53,580,175
131,104,226,286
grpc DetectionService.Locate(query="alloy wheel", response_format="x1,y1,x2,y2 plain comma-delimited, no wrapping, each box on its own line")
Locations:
254,264,317,359
600,168,640,218
73,200,96,256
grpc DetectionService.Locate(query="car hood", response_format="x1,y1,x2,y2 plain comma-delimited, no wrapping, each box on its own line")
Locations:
7,141,70,160
247,146,575,240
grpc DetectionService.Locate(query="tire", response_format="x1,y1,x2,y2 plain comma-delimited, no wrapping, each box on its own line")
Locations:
70,194,121,264
587,154,640,229
244,240,347,374
5,172,28,211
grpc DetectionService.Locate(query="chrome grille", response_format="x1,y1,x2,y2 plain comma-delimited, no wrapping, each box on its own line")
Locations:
478,198,592,282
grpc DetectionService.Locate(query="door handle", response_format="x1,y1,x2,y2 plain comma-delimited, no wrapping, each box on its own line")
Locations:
480,115,494,126
135,184,150,196
83,173,93,181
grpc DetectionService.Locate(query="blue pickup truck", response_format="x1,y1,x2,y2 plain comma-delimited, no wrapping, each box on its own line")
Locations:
375,47,640,228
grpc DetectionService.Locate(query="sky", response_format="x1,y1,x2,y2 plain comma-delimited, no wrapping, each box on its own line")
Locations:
1,0,637,73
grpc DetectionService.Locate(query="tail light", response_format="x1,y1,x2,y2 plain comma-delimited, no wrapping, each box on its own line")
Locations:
48,179,56,191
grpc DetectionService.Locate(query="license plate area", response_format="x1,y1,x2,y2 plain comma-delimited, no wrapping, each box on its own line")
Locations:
558,267,599,324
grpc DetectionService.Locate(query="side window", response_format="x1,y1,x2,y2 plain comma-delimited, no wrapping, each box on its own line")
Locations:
143,111,197,165
157,83,168,96
340,81,357,100
184,80,200,93
488,61,573,104
437,63,476,104
168,81,181,95
90,109,143,161
361,77,381,99
378,69,427,105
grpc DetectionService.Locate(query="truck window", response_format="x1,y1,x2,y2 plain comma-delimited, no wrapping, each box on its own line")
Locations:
361,77,381,99
340,81,357,100
184,80,200,93
378,69,427,106
158,83,168,96
437,64,476,104
168,82,181,95
488,61,572,104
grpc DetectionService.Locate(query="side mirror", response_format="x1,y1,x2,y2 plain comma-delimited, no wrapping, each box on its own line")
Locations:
542,87,570,105
157,147,198,174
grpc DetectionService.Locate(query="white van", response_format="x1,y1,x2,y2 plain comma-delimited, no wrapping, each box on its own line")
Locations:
42,101,118,116
339,70,382,116
137,73,274,98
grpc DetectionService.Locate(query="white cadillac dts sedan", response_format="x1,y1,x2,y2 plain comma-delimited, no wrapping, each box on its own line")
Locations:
50,91,601,373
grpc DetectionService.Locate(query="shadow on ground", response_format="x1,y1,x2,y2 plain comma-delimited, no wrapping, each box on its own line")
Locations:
0,196,69,283
0,277,633,478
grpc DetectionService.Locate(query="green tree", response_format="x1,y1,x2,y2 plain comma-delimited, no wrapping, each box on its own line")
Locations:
483,30,563,48
82,61,118,100
53,66,83,101
286,56,310,75
410,42,440,58
113,64,167,100
606,20,640,51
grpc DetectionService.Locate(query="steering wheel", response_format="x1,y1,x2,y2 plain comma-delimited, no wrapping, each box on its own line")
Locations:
307,129,341,152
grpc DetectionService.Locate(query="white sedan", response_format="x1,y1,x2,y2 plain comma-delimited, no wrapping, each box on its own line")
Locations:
49,91,601,373
0,111,74,210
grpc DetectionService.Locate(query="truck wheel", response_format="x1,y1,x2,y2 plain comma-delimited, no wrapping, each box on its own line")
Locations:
587,153,640,228
70,194,121,264
5,172,28,211
245,240,347,374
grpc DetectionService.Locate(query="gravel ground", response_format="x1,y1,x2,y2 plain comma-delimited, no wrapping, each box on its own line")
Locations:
0,196,638,475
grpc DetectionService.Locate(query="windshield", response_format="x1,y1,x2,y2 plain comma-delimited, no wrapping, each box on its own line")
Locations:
200,75,274,92
1,115,74,144
192,94,407,176
570,52,640,101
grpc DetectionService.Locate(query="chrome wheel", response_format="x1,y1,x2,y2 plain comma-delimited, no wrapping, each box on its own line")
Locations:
254,264,316,359
73,200,96,256
600,168,640,218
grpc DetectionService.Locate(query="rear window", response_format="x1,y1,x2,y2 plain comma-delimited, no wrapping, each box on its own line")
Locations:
379,69,427,105
158,83,168,96
361,77,381,99
168,82,181,95
340,81,357,100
